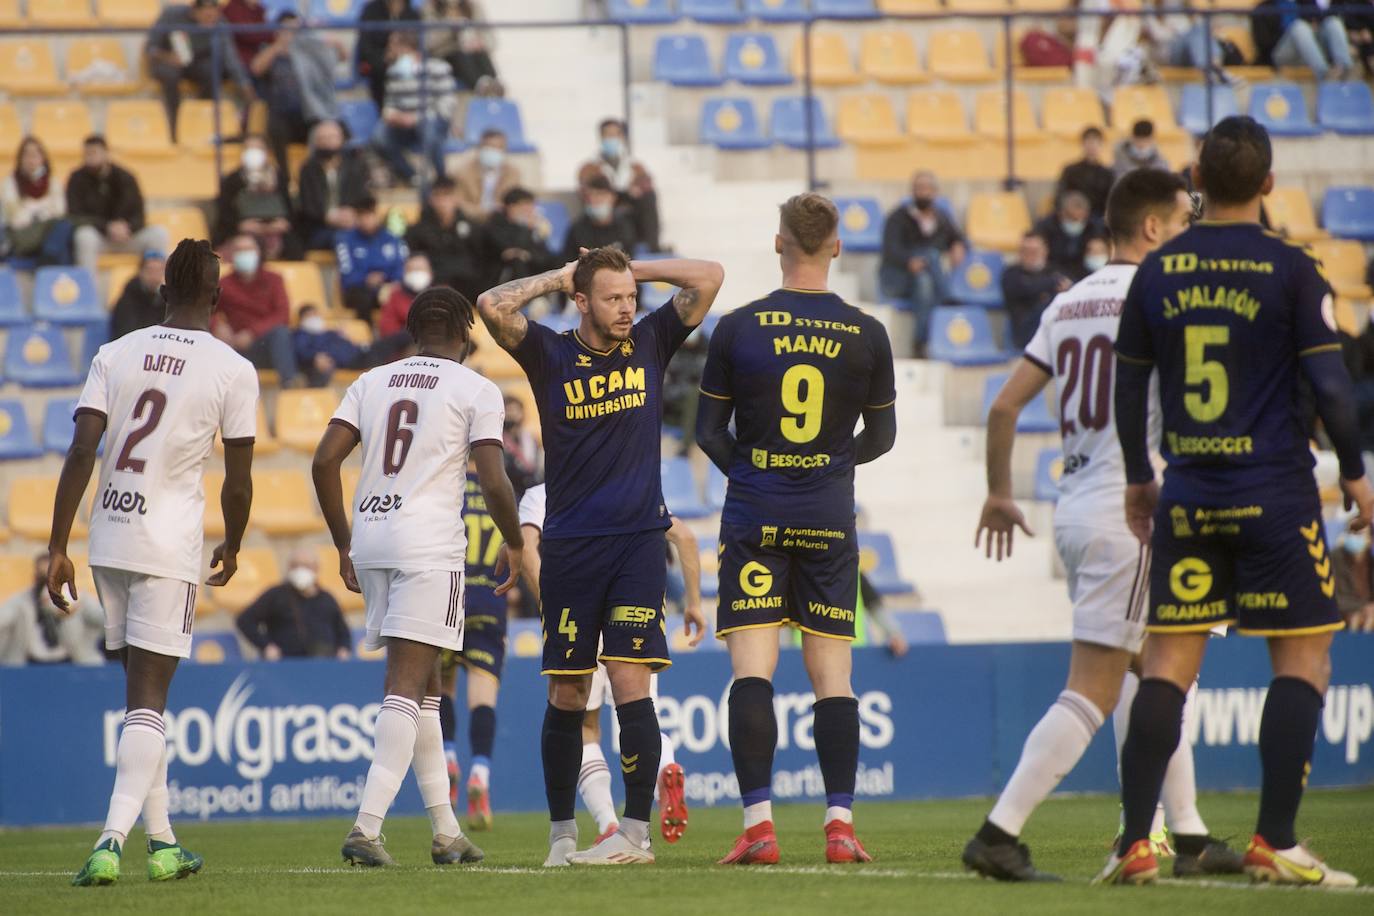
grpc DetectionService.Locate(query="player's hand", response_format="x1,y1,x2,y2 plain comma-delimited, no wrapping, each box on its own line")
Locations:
558,258,579,293
493,543,522,595
263,643,283,662
974,496,1033,561
1340,475,1374,532
886,632,909,658
207,543,238,586
46,551,77,614
1350,603,1374,633
339,552,360,593
683,602,706,647
1124,481,1159,545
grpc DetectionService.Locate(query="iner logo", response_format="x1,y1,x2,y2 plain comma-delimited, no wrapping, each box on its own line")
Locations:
101,484,147,516
358,493,402,515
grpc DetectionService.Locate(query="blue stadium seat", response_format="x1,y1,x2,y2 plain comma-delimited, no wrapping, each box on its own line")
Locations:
1322,186,1374,241
1179,83,1238,136
0,267,28,326
983,372,1057,433
948,250,1005,308
1033,448,1062,502
682,0,745,23
833,196,882,253
929,308,1007,366
697,532,719,598
1318,81,1374,135
542,311,579,334
706,462,728,510
42,397,77,455
858,531,915,595
337,99,378,147
662,457,711,519
813,0,876,17
80,320,110,374
699,98,771,150
261,0,299,19
745,0,809,20
4,322,81,388
883,609,947,646
653,35,722,87
32,267,102,325
535,200,570,255
308,0,365,28
724,32,791,85
770,96,840,148
607,0,679,23
1248,82,1321,137
0,400,41,461
463,99,536,153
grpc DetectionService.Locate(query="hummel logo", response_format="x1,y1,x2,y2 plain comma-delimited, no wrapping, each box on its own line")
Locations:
620,753,639,774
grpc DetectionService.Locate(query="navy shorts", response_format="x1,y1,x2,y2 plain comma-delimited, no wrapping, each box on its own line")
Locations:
456,585,507,680
540,529,670,675
1148,496,1343,636
715,522,859,641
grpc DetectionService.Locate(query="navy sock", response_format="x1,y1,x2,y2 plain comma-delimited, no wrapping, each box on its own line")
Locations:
616,697,662,823
1256,676,1323,850
813,696,860,810
438,693,456,744
729,678,777,807
469,704,496,761
1118,679,1186,855
541,703,584,822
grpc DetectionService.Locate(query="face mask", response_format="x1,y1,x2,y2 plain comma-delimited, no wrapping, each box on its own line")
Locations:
478,146,504,170
1132,143,1156,160
601,137,625,160
404,270,432,292
393,53,418,79
1343,533,1369,554
300,314,327,334
287,566,317,592
503,416,521,430
315,145,341,160
1083,253,1109,272
25,164,46,180
587,202,613,222
912,196,935,211
1061,219,1086,237
232,249,260,275
241,147,268,171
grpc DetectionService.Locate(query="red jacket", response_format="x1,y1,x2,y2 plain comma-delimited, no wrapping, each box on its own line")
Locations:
218,268,290,338
222,0,273,70
378,285,415,338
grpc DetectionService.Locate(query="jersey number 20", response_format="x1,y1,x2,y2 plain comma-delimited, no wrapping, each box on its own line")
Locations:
1056,336,1113,436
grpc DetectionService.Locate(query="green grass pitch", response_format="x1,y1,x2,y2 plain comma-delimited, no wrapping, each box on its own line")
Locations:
2,790,1371,915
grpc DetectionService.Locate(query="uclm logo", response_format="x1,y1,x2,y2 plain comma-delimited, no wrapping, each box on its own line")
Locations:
103,675,380,779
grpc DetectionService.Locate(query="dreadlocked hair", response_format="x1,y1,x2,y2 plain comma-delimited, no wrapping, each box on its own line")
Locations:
406,285,475,344
163,238,219,306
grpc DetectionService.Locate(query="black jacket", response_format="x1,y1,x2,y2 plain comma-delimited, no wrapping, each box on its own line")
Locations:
1001,265,1065,321
235,584,351,658
65,163,147,233
482,212,559,286
1033,214,1108,281
357,0,419,80
1056,159,1116,218
404,207,485,301
295,151,372,242
111,278,164,340
879,204,966,278
562,215,637,262
214,168,295,245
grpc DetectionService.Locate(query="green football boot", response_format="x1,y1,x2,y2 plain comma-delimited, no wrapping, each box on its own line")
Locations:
146,839,205,881
72,838,121,887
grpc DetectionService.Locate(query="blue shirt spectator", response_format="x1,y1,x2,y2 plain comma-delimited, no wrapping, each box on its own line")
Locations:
335,195,407,320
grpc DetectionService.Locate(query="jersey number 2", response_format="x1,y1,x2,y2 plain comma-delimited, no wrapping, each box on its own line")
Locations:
384,400,419,476
780,364,825,444
114,389,168,474
1056,336,1113,436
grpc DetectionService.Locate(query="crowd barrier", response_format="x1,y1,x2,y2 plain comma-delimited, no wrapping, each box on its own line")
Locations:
1,636,1371,826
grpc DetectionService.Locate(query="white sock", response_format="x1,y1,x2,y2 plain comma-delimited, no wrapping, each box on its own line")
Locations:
621,817,649,849
825,805,853,825
578,742,618,833
743,800,773,829
1162,682,1207,836
354,696,420,839
142,737,176,845
987,690,1103,837
417,697,462,841
470,762,490,788
97,709,166,849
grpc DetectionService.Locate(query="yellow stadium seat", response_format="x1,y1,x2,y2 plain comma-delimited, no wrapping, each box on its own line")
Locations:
877,0,939,10
1111,85,1184,138
32,102,95,158
95,0,160,25
1015,137,1078,181
215,402,279,456
905,90,970,141
859,32,926,85
332,319,374,348
66,40,141,96
967,191,1032,252
206,547,280,613
973,88,1041,140
0,0,21,26
105,263,138,307
106,100,175,157
0,41,65,95
202,472,226,537
27,0,90,27
148,206,210,246
252,469,326,536
340,464,361,511
127,152,217,200
0,554,34,599
0,103,19,145
836,93,904,145
944,0,1008,10
178,99,241,157
1042,86,1107,139
268,261,328,319
1019,0,1071,8
275,388,339,452
927,28,995,83
1311,239,1373,299
791,32,861,86
1265,187,1328,243
314,545,364,612
468,320,524,381
10,475,86,541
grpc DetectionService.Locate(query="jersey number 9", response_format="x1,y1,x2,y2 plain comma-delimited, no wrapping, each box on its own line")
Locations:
780,364,825,444
1184,325,1229,422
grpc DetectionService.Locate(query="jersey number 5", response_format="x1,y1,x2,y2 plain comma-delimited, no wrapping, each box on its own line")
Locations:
384,400,419,476
1184,325,1229,422
114,389,168,474
780,364,825,444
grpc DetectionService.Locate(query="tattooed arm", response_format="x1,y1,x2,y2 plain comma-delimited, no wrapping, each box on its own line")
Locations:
475,260,577,351
630,258,725,328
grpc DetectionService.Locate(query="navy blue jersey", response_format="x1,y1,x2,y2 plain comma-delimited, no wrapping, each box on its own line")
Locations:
512,301,690,539
699,289,896,527
462,471,505,612
1115,222,1338,503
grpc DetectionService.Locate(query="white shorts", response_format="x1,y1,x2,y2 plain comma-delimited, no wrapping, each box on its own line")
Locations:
1055,524,1149,654
585,660,660,712
358,568,465,652
93,566,199,659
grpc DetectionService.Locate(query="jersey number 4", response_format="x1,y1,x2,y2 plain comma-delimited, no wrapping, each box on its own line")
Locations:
384,400,419,476
1056,336,1112,436
114,389,168,474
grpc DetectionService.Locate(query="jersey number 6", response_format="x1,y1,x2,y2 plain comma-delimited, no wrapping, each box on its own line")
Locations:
384,400,419,476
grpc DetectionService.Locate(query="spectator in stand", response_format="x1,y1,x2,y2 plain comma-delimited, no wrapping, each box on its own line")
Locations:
377,252,433,338
562,175,637,261
1113,119,1169,177
66,136,169,274
1144,4,1236,85
2,137,73,266
502,394,543,496
214,135,300,259
372,31,458,187
482,187,559,286
1083,235,1110,274
878,170,968,352
1033,190,1109,282
110,250,166,339
235,548,353,660
336,194,407,320
404,177,483,299
296,120,372,251
222,0,274,75
1001,231,1071,350
214,233,299,385
252,12,344,174
1056,127,1116,219
294,303,361,386
1252,0,1354,81
0,552,104,666
577,118,660,253
1348,1,1374,76
453,129,520,220
145,0,254,141
1332,521,1374,632
358,0,420,109
424,0,500,93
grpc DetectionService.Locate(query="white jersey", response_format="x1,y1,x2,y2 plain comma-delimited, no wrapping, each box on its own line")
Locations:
332,355,504,571
1024,263,1160,530
518,484,546,531
78,327,259,583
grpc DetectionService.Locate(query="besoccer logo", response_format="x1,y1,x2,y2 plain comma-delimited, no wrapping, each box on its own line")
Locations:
1169,558,1213,603
760,526,778,547
739,561,773,597
752,448,768,469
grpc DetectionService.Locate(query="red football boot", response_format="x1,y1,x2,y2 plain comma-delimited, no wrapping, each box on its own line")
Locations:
825,820,873,863
718,822,780,865
657,763,688,843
